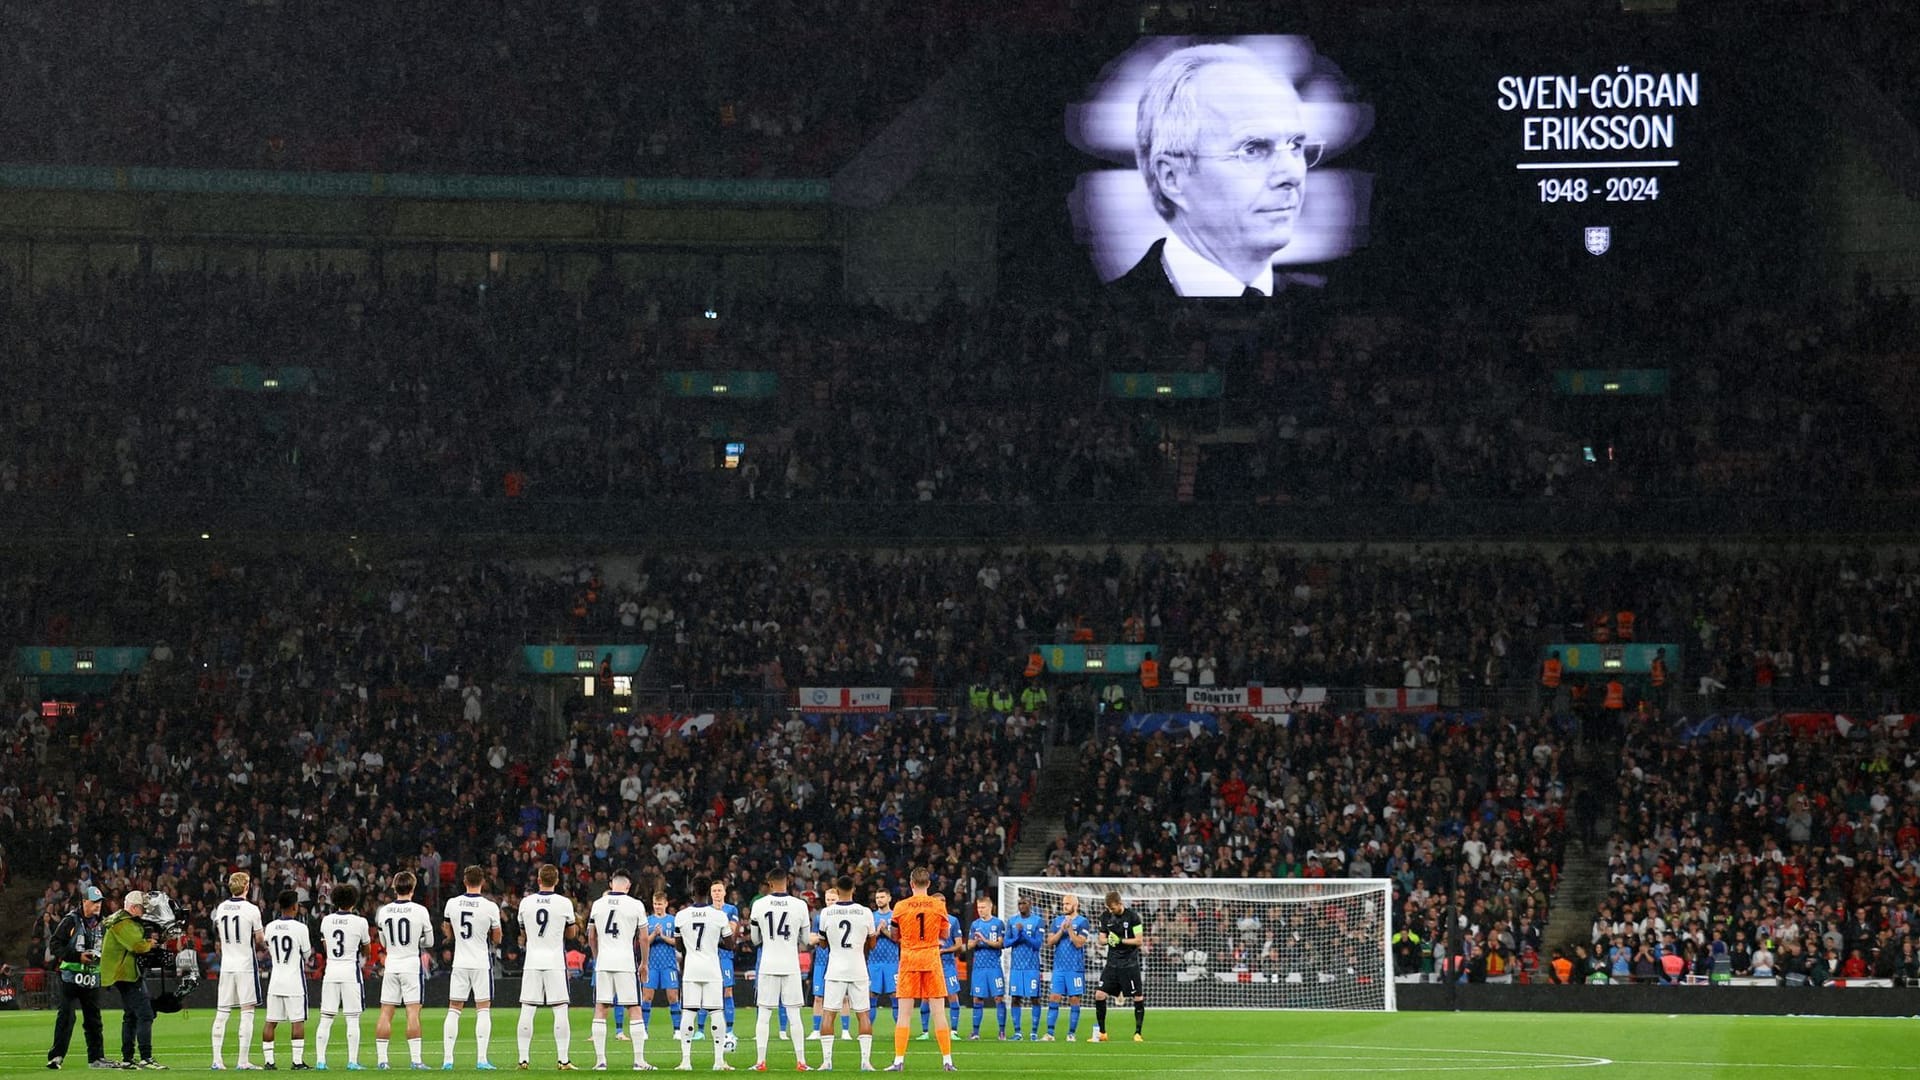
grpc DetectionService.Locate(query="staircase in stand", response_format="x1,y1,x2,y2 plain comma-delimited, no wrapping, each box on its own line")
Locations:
1006,741,1086,875
1175,443,1200,504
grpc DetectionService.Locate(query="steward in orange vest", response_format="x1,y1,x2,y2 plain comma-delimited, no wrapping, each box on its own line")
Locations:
1603,679,1625,710
1541,653,1563,689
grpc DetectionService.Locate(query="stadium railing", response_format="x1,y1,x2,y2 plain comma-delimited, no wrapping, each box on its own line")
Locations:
7,495,1920,542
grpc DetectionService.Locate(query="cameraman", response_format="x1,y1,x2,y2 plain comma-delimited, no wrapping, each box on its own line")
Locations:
45,885,110,1070
101,891,159,1070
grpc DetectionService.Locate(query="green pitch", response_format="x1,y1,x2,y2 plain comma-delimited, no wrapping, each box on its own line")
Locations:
5,1008,1918,1078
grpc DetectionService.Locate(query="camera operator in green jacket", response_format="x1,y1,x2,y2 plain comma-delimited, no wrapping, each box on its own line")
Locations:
100,892,161,1070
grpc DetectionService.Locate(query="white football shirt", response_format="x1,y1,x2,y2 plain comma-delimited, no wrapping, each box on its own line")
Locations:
264,918,313,996
588,892,646,973
748,893,811,976
443,892,503,970
213,897,265,974
818,902,876,980
675,904,729,983
518,891,575,971
319,912,371,979
374,900,434,965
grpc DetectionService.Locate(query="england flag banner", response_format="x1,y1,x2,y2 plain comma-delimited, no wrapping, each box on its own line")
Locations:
1186,686,1328,714
1365,687,1440,711
798,686,893,713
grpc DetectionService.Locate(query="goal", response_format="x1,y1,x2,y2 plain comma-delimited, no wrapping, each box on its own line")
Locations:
996,877,1395,1011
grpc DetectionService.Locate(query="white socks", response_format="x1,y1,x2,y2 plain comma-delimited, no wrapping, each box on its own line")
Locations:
784,1008,804,1062
592,1019,608,1067
345,1015,363,1064
517,1005,537,1064
212,1009,231,1067
315,1015,333,1066
552,1007,572,1064
238,1010,257,1066
444,1010,462,1066
755,1009,774,1064
475,1009,493,1064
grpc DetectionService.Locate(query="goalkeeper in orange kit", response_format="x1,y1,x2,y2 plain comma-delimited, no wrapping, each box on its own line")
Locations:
884,868,956,1072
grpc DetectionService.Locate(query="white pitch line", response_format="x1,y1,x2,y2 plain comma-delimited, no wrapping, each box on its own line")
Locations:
1605,1063,1920,1072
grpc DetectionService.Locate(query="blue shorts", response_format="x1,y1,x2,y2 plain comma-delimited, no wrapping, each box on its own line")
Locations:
1007,970,1041,999
1049,971,1085,998
811,960,828,994
868,965,898,996
969,968,1005,1000
645,965,680,991
943,970,961,999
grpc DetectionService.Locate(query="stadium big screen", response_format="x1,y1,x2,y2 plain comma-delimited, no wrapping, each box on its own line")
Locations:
992,10,1819,307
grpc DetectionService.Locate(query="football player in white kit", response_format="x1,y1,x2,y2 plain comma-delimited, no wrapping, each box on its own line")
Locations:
441,866,504,1070
261,890,314,1069
516,864,578,1071
674,878,734,1071
746,869,811,1072
316,884,371,1070
212,871,267,1070
814,877,878,1072
587,871,651,1071
374,872,436,1070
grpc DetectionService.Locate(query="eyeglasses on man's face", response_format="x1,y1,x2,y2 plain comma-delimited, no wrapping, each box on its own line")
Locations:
1191,135,1325,170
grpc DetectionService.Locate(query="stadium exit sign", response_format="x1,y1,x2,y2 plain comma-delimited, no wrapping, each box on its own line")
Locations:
1543,643,1679,675
1553,369,1668,396
1043,644,1158,674
663,371,778,399
522,644,648,675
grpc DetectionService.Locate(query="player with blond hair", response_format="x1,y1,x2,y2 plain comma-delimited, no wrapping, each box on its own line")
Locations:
211,870,267,1070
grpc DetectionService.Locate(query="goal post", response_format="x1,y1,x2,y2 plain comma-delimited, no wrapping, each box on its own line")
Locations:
996,877,1395,1012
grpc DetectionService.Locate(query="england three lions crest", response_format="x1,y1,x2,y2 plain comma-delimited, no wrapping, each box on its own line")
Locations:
1584,226,1611,255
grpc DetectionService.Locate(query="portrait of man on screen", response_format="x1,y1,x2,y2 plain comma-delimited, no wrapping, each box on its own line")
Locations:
1067,36,1372,300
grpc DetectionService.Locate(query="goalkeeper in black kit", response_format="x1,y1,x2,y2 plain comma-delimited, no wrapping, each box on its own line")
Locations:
1092,891,1146,1043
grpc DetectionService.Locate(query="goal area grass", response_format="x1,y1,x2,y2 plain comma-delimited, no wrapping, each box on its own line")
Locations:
6,1007,1915,1078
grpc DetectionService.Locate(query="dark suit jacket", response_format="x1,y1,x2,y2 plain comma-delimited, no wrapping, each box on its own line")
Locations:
1107,238,1179,298
1107,238,1293,300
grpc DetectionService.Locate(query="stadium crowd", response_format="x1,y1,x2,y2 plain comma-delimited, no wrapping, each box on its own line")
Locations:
4,542,1918,727
12,671,1042,978
0,0,1024,178
1062,714,1566,983
1586,721,1920,985
0,270,1913,508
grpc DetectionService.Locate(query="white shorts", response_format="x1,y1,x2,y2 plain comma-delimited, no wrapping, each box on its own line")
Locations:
320,977,364,1015
756,973,803,1008
682,978,722,1012
381,967,423,1007
266,992,308,1024
821,978,871,1013
218,969,262,1009
595,970,639,1007
449,966,495,1005
521,968,570,1008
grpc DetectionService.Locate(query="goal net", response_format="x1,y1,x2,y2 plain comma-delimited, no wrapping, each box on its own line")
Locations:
997,877,1395,1011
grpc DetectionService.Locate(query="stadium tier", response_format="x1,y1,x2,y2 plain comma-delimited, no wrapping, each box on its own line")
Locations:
0,272,1913,512
0,1,1033,177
